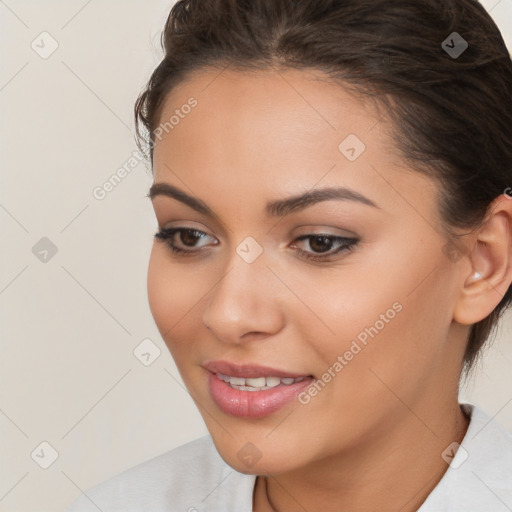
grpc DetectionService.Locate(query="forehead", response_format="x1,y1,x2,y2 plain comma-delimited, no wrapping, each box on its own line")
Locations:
153,67,389,171
151,67,439,225
156,67,381,134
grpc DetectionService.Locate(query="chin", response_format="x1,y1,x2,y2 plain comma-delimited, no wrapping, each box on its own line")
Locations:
208,431,305,476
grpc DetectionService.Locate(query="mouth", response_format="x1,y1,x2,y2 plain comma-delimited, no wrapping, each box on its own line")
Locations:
203,360,315,418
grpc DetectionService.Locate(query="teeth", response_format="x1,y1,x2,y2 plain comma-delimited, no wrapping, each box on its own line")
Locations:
265,376,281,388
218,374,307,390
229,376,245,386
246,377,266,387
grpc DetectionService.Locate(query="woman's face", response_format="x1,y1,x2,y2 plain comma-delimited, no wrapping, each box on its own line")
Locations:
148,67,468,474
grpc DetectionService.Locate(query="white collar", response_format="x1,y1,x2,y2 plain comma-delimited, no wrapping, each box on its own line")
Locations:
418,402,512,511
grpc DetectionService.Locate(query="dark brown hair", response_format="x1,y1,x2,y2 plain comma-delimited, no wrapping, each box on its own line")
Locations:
134,0,512,375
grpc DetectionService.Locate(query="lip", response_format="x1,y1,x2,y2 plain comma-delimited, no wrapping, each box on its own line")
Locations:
203,360,314,418
203,360,312,379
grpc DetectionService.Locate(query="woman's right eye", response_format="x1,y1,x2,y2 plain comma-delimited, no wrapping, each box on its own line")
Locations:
154,227,215,255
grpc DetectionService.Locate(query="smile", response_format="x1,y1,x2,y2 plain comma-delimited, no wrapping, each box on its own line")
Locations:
217,373,307,391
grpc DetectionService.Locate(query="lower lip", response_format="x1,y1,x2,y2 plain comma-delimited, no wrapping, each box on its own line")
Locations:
207,372,313,418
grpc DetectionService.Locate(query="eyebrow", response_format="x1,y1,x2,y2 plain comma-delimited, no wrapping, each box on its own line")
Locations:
147,182,380,217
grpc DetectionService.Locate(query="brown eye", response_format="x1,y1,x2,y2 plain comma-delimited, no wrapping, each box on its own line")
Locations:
154,227,215,255
307,235,335,253
179,229,204,247
292,234,359,262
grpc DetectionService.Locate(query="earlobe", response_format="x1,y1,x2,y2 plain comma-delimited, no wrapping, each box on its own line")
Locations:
453,194,512,326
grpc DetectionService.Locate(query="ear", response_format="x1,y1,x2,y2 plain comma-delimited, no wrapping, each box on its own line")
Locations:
453,194,512,325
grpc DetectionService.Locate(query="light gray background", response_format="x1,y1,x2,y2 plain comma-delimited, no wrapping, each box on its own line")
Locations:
1,1,511,511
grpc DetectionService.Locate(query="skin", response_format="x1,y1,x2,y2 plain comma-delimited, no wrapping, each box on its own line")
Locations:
147,67,512,512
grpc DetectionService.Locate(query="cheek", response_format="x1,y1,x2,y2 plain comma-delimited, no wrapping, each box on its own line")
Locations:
283,269,453,452
306,241,452,375
147,247,170,330
147,247,197,344
316,259,456,404
147,246,212,366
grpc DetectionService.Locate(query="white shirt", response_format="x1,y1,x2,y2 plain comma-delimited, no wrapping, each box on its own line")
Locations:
64,403,512,511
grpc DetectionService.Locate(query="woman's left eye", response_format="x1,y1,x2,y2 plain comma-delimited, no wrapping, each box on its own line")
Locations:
291,233,359,261
154,227,358,262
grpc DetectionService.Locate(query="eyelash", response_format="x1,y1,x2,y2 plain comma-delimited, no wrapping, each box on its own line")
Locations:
154,227,359,262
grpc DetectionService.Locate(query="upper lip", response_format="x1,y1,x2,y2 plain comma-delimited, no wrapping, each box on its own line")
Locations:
203,360,312,379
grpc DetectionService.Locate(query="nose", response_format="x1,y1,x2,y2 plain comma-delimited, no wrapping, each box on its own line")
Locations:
201,248,285,345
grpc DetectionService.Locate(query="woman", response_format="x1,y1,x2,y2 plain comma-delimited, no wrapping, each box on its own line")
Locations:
65,0,512,510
